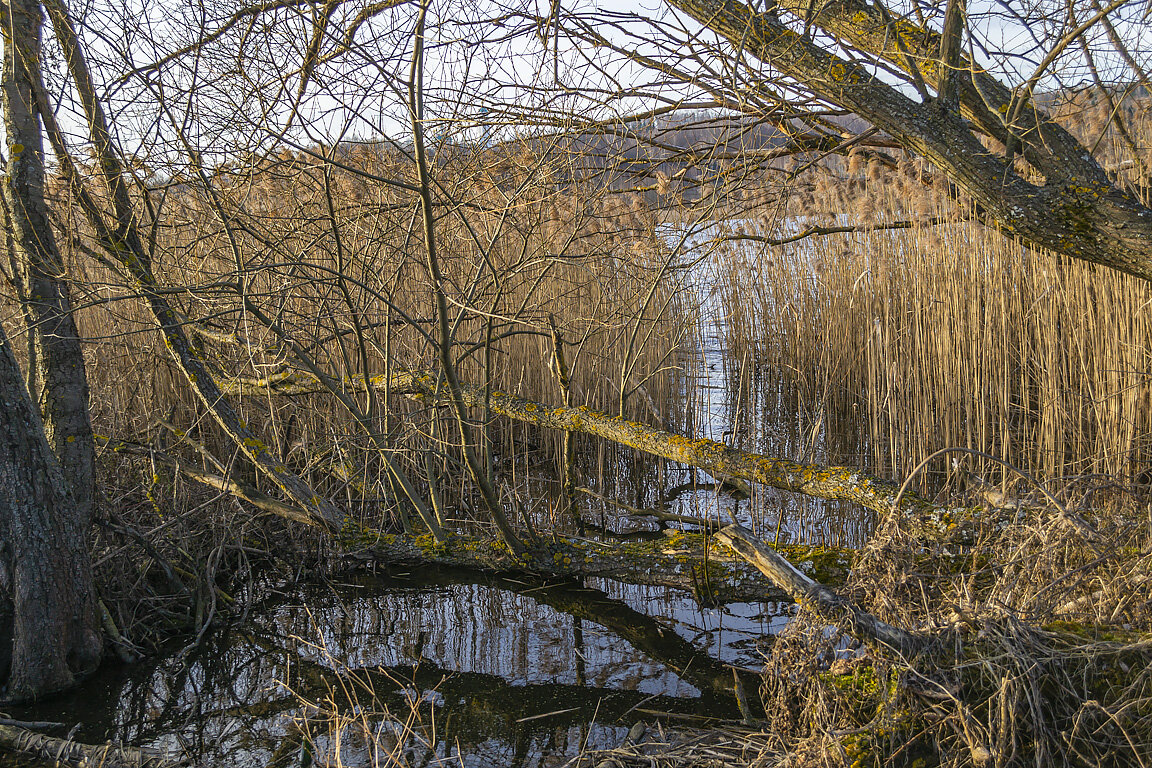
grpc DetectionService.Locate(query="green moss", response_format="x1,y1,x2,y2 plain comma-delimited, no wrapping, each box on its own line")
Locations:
822,667,933,767
819,665,886,708
777,544,855,585
336,518,387,549
1041,620,1150,645
413,532,452,557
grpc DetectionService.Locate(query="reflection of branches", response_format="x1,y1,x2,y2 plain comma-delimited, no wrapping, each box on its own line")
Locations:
67,571,751,761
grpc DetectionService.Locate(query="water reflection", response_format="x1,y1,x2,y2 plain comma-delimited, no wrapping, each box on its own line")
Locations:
565,236,877,550
13,569,786,767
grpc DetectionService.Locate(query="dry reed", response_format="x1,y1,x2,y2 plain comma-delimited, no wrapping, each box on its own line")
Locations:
751,490,1152,767
714,174,1152,493
54,140,695,537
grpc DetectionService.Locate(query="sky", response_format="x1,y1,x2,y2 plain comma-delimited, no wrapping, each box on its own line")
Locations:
18,0,1152,169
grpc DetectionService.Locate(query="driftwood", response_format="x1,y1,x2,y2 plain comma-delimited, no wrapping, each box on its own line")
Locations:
0,723,179,768
716,525,923,656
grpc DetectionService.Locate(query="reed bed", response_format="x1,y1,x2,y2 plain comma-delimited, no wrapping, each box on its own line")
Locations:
714,176,1152,491
55,141,695,532
699,103,1152,764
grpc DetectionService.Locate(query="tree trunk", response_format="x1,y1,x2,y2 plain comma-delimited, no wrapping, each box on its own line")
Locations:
0,325,101,702
0,0,101,702
1,0,94,527
228,368,938,519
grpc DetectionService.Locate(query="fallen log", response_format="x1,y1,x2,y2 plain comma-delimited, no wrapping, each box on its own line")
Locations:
716,524,923,656
223,369,937,520
0,723,179,768
351,527,854,604
99,435,853,604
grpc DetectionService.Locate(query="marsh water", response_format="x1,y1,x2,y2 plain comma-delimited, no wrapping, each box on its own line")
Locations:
7,242,866,767
10,569,790,767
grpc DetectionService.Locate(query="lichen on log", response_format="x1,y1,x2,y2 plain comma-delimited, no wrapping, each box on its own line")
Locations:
98,433,856,602
348,525,853,604
223,368,940,520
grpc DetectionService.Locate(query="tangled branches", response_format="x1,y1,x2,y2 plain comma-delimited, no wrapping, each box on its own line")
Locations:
751,490,1152,766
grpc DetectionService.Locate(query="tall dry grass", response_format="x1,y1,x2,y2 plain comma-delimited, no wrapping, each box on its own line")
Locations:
51,139,695,537
714,153,1152,493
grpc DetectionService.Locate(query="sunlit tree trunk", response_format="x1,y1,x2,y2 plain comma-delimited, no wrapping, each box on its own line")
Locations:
1,0,94,520
0,0,101,700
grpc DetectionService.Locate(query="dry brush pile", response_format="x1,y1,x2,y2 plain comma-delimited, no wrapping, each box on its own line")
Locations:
746,489,1152,767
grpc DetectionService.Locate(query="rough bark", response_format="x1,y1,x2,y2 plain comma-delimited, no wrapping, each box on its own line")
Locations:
768,0,1105,186
1,0,95,541
665,0,1152,281
0,0,101,702
0,723,176,768
0,327,101,702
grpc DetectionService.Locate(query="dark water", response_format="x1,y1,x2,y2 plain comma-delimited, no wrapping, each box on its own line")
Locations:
9,568,788,767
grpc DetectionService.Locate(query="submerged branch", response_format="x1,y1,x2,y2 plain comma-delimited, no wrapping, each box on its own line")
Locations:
98,432,854,602
717,525,923,656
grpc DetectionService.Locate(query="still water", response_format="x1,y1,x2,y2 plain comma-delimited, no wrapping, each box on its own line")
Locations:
11,568,789,767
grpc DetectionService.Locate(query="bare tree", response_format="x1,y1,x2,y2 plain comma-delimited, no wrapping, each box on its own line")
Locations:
628,0,1152,276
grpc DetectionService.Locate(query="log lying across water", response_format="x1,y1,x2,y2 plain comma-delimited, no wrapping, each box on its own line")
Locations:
99,438,855,604
348,526,853,605
225,368,938,519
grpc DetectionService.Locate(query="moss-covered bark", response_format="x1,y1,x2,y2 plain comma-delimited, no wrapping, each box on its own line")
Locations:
227,368,940,520
664,0,1152,281
348,524,852,605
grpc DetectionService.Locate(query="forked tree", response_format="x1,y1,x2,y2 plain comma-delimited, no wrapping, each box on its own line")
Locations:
0,0,101,701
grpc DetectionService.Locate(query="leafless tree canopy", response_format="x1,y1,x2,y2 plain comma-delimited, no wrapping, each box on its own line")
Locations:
4,5,1152,757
